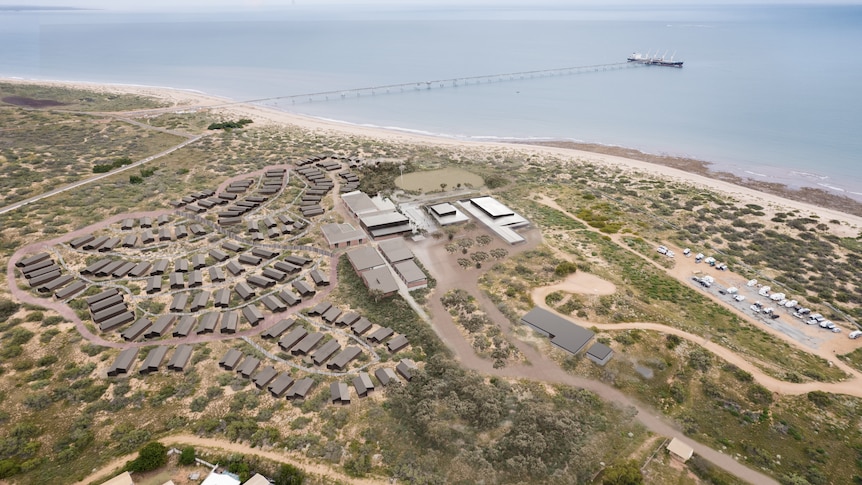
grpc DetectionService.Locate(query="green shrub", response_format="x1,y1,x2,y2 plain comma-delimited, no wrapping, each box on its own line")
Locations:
126,441,168,473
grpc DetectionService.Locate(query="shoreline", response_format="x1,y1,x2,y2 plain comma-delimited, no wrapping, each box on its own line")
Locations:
5,76,862,229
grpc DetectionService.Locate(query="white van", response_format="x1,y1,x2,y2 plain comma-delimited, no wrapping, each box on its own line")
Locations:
849,330,862,339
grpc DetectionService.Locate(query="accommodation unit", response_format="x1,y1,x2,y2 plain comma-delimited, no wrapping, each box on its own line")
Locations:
190,224,207,236
352,372,374,397
128,261,151,278
239,254,262,266
252,366,278,389
367,326,394,344
107,348,138,376
213,288,230,307
85,288,119,305
312,339,341,366
361,267,400,296
286,378,314,400
82,259,112,276
190,291,210,312
335,311,360,327
99,237,120,252
309,301,332,317
374,367,399,386
158,227,173,241
252,247,279,259
263,318,295,339
220,311,239,333
520,308,595,355
236,356,261,378
209,266,226,283
209,249,230,262
69,234,95,249
94,261,124,277
173,316,197,337
330,382,351,405
285,255,311,266
261,295,286,313
321,306,342,324
268,373,295,398
310,269,329,286
175,225,188,239
247,275,275,288
89,293,124,313
111,261,137,278
262,268,287,282
146,314,177,338
59,283,88,308
396,358,419,381
156,214,170,226
92,303,129,324
17,252,50,268
192,254,206,269
83,235,109,251
234,282,255,300
38,274,74,293
274,261,300,274
169,293,188,312
169,272,184,290
292,280,315,297
222,241,244,252
219,349,243,370
278,289,300,306
387,335,409,354
122,234,138,248
197,312,220,334
151,258,169,275
278,328,308,352
351,317,373,336
167,345,194,371
140,230,155,244
225,260,245,276
139,346,169,375
121,318,152,341
242,305,264,326
328,346,362,371
98,311,135,332
292,332,324,355
174,259,189,273
586,342,614,366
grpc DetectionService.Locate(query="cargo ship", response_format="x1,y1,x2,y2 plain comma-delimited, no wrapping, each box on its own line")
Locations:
627,51,683,68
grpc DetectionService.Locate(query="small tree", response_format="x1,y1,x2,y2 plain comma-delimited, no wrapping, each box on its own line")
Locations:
601,460,644,485
126,441,168,473
440,183,447,191
178,446,196,466
273,463,305,485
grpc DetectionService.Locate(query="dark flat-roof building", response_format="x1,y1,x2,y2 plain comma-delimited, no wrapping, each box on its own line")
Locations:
586,342,614,366
520,307,595,355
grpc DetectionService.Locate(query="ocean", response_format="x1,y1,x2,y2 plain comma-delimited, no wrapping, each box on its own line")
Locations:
2,4,861,198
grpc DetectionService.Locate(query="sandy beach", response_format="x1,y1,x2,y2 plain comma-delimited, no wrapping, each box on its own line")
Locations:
5,76,862,230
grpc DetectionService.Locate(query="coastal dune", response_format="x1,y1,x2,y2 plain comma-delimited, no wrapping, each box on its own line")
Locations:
4,76,862,230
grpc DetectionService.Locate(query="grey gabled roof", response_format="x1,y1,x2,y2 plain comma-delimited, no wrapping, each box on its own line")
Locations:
263,318,295,339
219,348,243,370
139,346,169,374
287,377,314,399
352,372,374,396
107,348,138,376
252,366,278,389
387,335,409,353
312,339,341,366
167,345,194,371
268,373,294,397
328,346,362,371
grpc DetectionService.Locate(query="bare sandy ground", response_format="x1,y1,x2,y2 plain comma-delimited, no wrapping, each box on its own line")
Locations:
4,76,862,230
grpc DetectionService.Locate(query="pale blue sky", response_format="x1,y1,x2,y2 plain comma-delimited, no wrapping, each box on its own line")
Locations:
3,0,861,11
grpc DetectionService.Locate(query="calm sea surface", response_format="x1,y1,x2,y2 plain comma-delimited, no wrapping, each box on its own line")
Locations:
2,4,861,197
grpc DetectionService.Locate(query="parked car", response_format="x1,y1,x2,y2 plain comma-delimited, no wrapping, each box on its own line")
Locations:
849,330,862,339
734,295,746,302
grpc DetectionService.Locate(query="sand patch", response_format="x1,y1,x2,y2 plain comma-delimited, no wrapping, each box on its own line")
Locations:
394,167,484,192
554,271,616,296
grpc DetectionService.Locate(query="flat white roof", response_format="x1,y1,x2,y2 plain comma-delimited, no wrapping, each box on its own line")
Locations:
394,259,426,284
458,199,526,244
341,191,379,215
667,437,694,461
201,472,241,485
470,196,514,218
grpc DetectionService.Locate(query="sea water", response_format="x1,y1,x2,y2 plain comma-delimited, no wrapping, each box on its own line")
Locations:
2,4,861,197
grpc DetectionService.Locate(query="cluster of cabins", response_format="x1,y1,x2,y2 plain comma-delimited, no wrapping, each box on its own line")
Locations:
70,216,208,250
331,359,417,404
345,243,427,296
219,348,316,400
106,344,194,377
293,161,337,218
521,307,614,366
306,300,410,353
15,252,86,300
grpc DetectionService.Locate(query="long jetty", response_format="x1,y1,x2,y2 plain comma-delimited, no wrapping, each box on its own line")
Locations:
245,61,643,107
